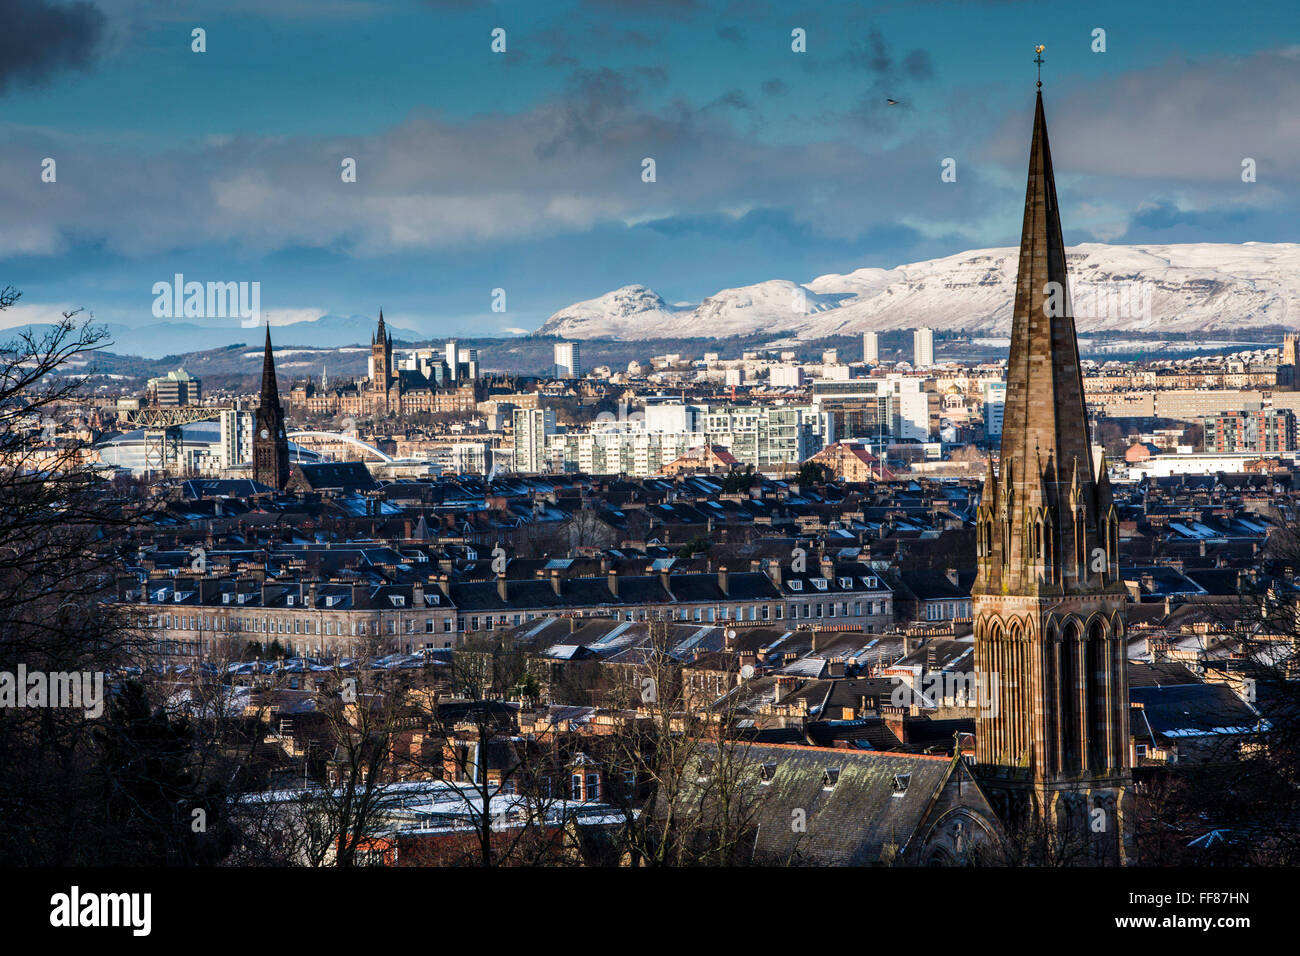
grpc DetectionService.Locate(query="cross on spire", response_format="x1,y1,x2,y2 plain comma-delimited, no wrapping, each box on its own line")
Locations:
1034,44,1045,88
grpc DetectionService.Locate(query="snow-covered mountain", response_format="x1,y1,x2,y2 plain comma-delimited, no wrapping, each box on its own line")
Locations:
536,243,1300,340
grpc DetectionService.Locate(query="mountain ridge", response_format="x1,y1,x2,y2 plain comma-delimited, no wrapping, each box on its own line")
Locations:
536,242,1300,340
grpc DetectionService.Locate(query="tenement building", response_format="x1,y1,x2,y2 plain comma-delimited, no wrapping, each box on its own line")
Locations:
972,86,1130,862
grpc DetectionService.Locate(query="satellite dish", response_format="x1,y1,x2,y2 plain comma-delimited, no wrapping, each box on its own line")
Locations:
740,664,755,680
725,629,737,640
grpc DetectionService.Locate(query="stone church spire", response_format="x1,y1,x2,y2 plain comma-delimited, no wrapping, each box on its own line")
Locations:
974,89,1114,599
971,81,1130,862
260,324,281,411
253,323,290,491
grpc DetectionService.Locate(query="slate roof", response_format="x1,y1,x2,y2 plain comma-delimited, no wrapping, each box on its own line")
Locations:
680,744,979,865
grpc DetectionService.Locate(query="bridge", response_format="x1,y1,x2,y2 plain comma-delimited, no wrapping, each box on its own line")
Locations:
122,406,230,476
286,431,394,462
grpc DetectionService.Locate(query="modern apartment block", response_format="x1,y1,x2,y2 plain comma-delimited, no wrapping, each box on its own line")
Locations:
1204,406,1297,453
513,407,558,473
811,377,930,442
554,341,583,379
913,328,934,368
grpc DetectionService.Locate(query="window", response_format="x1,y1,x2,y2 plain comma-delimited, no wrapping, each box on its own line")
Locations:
789,580,803,591
760,762,776,784
571,774,582,800
1135,744,1148,757
585,773,600,801
892,773,911,796
822,768,841,789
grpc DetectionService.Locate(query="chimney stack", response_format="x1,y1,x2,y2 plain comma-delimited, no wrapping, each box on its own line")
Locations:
550,569,562,596
608,570,618,598
765,557,782,588
412,579,425,608
717,565,729,597
497,573,508,601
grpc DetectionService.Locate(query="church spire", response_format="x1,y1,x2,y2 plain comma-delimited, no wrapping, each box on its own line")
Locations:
970,77,1130,854
999,88,1092,510
260,323,281,410
253,323,290,491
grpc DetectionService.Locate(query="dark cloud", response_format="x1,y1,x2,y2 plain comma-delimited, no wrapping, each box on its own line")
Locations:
0,0,105,94
717,26,744,45
901,48,932,80
707,89,751,111
761,77,787,96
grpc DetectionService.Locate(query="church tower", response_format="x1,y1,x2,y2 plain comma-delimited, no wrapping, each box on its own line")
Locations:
972,83,1130,859
370,309,392,392
253,325,291,490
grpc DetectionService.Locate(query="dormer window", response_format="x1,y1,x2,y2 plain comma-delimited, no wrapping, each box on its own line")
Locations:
892,773,911,796
789,580,803,591
760,762,777,784
812,578,828,591
862,576,879,589
822,767,841,789
390,595,406,607
838,577,853,589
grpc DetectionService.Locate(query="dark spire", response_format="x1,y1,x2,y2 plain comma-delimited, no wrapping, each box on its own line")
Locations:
260,323,281,410
999,90,1092,501
376,308,386,340
974,88,1108,598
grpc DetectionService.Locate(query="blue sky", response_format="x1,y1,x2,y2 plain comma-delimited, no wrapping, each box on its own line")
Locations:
1,0,1297,342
